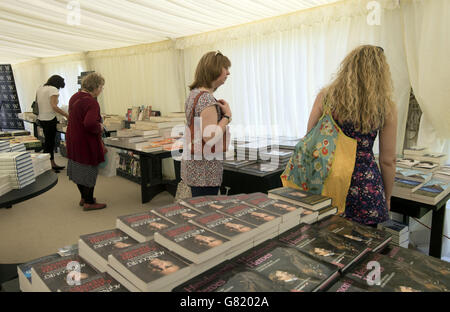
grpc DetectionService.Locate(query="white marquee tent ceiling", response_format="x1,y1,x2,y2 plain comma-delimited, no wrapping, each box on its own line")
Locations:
0,0,341,64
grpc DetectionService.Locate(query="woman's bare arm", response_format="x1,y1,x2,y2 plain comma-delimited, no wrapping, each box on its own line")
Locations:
379,106,398,211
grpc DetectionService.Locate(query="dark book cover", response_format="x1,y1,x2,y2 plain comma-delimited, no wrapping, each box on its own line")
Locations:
344,252,450,292
118,211,174,237
220,202,279,226
327,276,380,292
157,223,230,255
277,224,369,271
32,255,99,291
58,272,128,292
110,241,191,285
381,245,450,289
191,211,257,239
180,197,218,213
80,229,138,261
378,219,408,234
171,261,282,292
314,215,391,252
239,162,282,176
233,240,339,292
18,253,60,283
154,203,203,224
269,187,331,206
244,193,301,217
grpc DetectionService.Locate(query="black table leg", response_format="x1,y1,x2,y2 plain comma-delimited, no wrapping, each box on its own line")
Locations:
139,154,164,204
429,205,446,258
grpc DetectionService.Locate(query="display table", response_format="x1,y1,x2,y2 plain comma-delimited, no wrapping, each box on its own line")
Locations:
390,192,449,259
0,170,58,209
104,138,180,204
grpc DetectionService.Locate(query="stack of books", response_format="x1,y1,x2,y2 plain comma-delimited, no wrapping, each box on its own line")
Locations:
223,159,257,170
377,219,409,248
258,149,292,166
433,165,450,182
0,174,12,196
0,140,10,152
235,141,271,160
0,151,35,189
102,114,124,132
393,167,432,196
9,135,41,149
10,142,26,152
238,161,283,177
30,153,51,177
411,178,450,205
268,186,337,222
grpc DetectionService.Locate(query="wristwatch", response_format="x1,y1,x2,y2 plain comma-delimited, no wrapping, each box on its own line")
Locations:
223,115,232,123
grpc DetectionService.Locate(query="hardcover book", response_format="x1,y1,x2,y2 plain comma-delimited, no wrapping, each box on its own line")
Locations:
268,187,332,211
153,223,232,264
116,211,175,242
314,215,392,252
343,252,450,292
79,229,138,272
108,240,192,292
153,203,203,224
233,240,340,292
277,223,370,272
57,272,128,292
30,255,99,292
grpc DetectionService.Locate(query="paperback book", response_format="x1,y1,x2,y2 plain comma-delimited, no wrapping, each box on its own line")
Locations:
30,255,99,292
57,272,128,292
268,187,332,211
79,229,138,272
17,253,60,292
107,240,192,292
314,215,392,252
411,178,450,205
219,202,282,232
153,203,203,224
278,223,370,272
243,192,305,223
179,196,219,213
116,210,175,242
154,223,232,264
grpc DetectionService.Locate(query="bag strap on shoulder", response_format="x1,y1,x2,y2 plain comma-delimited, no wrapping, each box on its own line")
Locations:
189,91,208,125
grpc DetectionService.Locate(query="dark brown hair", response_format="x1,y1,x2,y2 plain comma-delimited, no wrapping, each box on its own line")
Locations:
189,51,231,90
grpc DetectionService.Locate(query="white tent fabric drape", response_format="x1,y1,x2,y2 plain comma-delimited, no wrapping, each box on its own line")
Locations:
180,0,409,153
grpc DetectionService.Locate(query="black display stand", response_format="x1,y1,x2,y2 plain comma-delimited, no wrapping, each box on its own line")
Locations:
0,64,24,130
104,139,180,203
0,171,58,209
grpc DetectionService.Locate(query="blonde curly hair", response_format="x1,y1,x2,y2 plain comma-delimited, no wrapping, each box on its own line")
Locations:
322,45,395,134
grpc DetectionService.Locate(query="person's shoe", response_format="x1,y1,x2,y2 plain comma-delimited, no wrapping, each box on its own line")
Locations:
79,198,97,206
83,202,107,211
52,165,65,170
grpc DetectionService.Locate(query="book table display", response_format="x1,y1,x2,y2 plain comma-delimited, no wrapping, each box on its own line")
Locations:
0,170,58,209
104,137,179,203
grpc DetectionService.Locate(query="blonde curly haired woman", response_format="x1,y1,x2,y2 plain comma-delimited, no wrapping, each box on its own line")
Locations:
307,45,397,226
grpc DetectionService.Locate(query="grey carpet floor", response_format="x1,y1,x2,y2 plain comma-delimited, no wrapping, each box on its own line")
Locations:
0,155,175,264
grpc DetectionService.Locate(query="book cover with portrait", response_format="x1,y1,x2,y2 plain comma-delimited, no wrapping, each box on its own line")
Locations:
343,252,450,292
154,203,203,224
243,192,305,222
79,229,138,272
57,272,128,292
314,215,392,252
219,202,281,232
232,240,339,292
116,210,175,242
268,187,331,210
107,240,191,292
278,223,370,272
153,223,231,263
30,255,99,292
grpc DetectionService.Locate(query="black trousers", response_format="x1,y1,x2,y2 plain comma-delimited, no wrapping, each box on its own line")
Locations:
77,184,95,204
190,186,220,197
38,117,57,160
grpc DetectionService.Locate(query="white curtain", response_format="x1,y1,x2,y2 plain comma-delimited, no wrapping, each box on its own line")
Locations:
178,0,409,153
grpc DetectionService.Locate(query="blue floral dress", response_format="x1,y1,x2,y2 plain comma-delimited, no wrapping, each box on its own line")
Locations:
337,122,389,225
